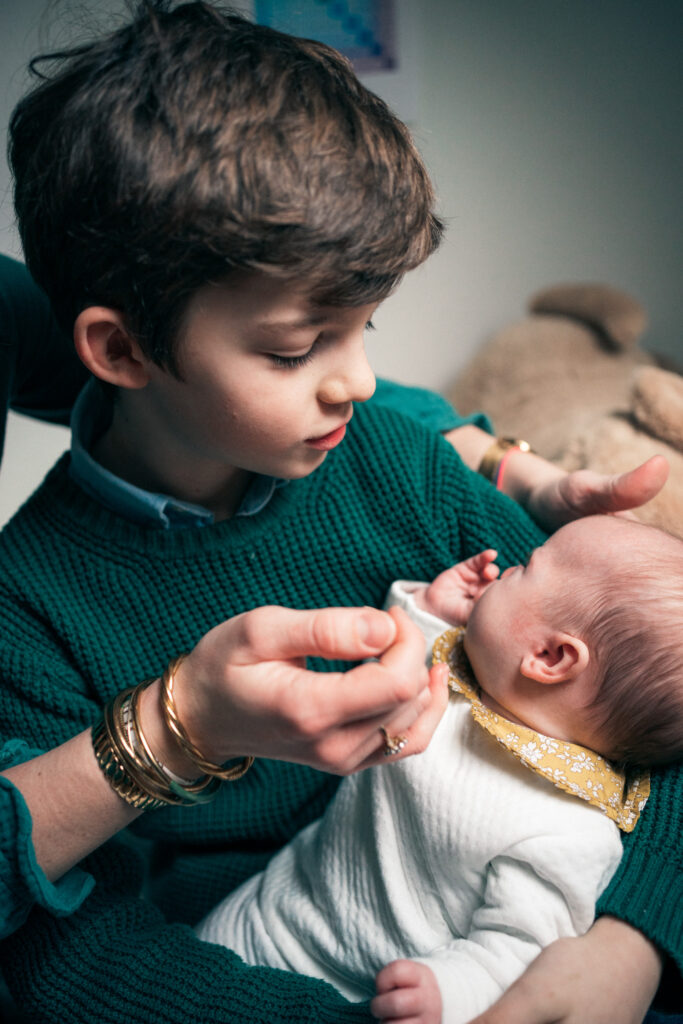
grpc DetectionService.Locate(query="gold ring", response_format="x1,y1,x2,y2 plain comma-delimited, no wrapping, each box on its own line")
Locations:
379,726,408,757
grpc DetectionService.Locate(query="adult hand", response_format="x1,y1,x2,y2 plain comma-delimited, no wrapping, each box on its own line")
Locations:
523,455,669,533
466,916,662,1024
163,604,449,776
444,425,669,534
372,960,442,1024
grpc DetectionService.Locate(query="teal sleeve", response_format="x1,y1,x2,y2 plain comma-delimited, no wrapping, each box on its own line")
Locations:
0,740,94,939
2,836,374,1024
596,760,683,972
371,377,494,435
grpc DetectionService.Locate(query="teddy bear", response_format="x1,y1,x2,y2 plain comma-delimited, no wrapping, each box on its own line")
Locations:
448,282,683,538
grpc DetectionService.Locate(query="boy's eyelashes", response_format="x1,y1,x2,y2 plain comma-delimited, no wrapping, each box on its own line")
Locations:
268,332,322,369
267,321,375,369
269,349,317,369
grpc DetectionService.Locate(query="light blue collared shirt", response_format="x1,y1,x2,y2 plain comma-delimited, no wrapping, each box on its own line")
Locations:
68,381,285,529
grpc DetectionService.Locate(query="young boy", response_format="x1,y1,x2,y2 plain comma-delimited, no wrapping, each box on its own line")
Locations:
0,4,679,1023
198,515,683,1024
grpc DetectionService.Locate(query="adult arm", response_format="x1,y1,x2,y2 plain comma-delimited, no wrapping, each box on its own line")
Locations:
0,605,450,1021
466,917,662,1024
0,603,447,934
444,423,669,532
368,381,668,532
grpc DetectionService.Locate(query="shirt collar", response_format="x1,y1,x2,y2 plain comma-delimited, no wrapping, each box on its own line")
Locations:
69,380,285,529
432,628,650,833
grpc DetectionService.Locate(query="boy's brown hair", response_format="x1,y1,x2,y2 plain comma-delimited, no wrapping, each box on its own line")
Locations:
9,1,442,372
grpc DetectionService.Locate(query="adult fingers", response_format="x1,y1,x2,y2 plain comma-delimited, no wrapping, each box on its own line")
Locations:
289,606,430,734
563,456,669,516
351,663,449,770
226,604,399,665
604,455,669,511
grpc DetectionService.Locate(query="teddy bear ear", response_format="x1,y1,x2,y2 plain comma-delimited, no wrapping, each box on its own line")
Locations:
528,283,647,351
631,366,683,452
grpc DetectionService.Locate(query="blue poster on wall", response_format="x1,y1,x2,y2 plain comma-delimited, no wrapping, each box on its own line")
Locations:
254,0,396,71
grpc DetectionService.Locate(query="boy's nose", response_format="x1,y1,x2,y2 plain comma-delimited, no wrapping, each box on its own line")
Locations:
318,343,376,406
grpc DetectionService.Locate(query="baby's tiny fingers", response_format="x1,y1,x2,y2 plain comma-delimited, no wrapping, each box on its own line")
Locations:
370,986,422,1021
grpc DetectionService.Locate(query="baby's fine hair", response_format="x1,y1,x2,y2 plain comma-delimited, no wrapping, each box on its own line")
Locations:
580,524,683,767
9,1,442,371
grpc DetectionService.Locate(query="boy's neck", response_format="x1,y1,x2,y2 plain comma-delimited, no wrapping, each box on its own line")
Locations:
93,402,250,522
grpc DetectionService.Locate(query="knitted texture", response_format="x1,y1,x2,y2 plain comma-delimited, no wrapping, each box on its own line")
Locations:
0,401,673,1019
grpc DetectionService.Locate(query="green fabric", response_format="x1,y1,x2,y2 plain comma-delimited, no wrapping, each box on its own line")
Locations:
0,742,94,939
0,401,546,1023
370,376,494,435
596,760,683,973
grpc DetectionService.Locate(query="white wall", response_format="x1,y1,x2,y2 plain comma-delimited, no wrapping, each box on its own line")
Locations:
0,0,681,525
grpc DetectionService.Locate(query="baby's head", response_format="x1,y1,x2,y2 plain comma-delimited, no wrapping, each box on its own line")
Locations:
465,516,683,766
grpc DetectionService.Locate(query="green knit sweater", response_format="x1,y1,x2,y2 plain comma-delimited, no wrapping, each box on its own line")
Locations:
0,403,679,1021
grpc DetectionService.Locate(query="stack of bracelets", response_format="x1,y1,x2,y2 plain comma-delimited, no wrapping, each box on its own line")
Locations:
92,653,254,808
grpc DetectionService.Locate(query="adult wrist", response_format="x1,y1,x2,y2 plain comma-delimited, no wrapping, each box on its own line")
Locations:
478,437,534,489
137,679,200,779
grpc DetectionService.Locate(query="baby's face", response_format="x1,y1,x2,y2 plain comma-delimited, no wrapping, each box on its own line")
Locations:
463,517,623,712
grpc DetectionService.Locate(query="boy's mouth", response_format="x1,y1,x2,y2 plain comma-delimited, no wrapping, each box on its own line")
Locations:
305,423,348,450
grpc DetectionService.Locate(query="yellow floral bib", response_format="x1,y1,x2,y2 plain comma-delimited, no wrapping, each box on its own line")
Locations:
432,628,650,832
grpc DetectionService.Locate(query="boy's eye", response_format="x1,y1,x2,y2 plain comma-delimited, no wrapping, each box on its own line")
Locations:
269,350,315,369
267,321,373,369
268,333,322,369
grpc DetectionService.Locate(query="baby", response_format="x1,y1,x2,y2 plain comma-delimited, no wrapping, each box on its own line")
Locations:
197,516,683,1024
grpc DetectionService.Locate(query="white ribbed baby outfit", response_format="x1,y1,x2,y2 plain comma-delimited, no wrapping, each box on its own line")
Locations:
197,583,623,1024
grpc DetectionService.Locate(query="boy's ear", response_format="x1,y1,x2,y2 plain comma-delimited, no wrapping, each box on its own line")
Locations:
73,307,151,389
520,632,590,685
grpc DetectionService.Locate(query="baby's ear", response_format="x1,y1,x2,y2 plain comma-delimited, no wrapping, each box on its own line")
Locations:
520,632,589,684
73,306,151,389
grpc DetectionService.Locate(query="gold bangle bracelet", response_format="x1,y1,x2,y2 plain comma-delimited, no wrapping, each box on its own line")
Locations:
161,653,254,782
92,715,167,810
478,437,533,484
128,682,220,802
92,679,222,808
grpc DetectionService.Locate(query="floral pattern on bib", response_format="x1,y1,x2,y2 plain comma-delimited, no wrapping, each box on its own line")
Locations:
432,628,650,832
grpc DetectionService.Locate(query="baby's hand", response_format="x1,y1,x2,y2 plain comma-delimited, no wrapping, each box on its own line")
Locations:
371,959,442,1024
415,550,499,625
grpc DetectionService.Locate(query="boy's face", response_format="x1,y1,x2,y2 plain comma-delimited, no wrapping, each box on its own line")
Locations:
120,272,377,498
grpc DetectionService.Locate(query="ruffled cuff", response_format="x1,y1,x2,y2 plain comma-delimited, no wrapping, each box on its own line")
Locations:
0,740,95,939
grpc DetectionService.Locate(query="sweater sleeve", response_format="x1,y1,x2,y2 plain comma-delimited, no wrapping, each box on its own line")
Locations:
1,834,373,1024
0,740,94,940
0,645,373,1024
596,760,683,972
370,377,494,435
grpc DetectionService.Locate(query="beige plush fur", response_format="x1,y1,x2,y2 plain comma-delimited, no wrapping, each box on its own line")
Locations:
449,283,683,538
